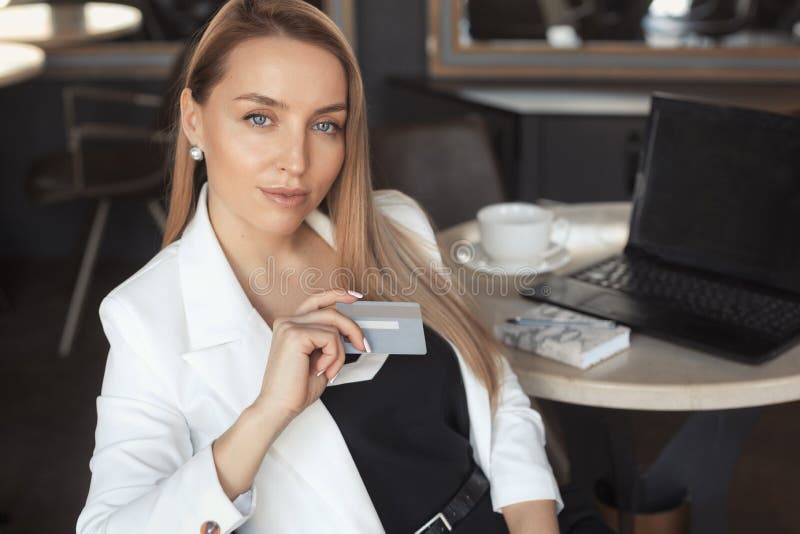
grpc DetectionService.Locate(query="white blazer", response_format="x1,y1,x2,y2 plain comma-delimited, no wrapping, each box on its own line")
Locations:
76,181,563,534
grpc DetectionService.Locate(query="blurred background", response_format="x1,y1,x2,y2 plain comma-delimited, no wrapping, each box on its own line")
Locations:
0,0,798,532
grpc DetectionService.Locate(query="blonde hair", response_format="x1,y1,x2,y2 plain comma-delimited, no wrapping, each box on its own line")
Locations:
161,0,506,412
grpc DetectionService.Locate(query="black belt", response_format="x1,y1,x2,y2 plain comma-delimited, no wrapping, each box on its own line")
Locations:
414,463,490,534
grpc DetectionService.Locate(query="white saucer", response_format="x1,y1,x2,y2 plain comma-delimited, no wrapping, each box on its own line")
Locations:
457,239,571,275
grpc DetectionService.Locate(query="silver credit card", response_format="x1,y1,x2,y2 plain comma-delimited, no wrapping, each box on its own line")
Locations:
336,301,427,355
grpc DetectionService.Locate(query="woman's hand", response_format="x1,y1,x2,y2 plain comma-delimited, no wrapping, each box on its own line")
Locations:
254,288,369,420
212,288,368,500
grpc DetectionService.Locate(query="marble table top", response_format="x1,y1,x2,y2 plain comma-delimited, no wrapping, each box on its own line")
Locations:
437,202,800,411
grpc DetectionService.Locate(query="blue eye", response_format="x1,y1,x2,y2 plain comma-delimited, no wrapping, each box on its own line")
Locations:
245,113,271,128
315,121,341,135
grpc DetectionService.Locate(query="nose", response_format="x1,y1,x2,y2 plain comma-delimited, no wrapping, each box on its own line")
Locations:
276,125,308,177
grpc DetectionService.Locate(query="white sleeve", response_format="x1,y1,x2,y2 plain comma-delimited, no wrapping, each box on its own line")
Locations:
374,189,447,265
489,357,563,513
378,190,563,513
76,297,256,534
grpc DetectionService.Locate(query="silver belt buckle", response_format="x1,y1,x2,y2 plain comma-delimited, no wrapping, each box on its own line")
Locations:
414,512,452,534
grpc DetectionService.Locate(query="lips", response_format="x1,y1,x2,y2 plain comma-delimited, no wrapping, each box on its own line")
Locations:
258,186,309,196
258,186,309,207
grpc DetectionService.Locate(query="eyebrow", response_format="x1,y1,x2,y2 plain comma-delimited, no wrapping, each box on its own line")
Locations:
234,93,347,115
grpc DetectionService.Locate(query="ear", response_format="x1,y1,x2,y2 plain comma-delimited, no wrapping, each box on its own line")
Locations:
179,88,205,148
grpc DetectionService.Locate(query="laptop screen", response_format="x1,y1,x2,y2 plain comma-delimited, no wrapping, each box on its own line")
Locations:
628,95,800,294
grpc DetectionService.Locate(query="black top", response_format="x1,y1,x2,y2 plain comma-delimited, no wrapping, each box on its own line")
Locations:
320,324,509,534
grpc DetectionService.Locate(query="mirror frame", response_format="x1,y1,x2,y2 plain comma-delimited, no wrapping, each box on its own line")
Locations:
427,0,800,81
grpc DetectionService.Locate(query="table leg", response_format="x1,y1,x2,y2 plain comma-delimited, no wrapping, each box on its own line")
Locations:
603,411,640,534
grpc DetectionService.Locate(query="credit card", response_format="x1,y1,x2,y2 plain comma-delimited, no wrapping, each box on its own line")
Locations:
335,301,427,355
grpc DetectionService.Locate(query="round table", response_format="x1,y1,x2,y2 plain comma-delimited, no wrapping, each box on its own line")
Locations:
0,41,44,87
436,201,800,534
436,201,800,411
0,2,142,49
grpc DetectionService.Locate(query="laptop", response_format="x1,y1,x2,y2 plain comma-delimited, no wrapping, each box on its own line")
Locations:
523,94,800,365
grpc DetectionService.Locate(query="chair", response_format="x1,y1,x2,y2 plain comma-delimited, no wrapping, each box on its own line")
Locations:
25,84,173,357
644,0,756,40
370,114,507,231
570,0,654,41
686,0,757,38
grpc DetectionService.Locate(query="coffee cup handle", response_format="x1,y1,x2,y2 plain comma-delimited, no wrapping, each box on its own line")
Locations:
545,217,571,257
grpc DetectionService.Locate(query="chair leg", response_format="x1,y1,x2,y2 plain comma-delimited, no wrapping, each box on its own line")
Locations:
58,198,111,358
146,197,167,235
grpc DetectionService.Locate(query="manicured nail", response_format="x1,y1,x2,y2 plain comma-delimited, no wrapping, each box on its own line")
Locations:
315,367,327,377
347,289,363,298
363,337,372,353
328,370,340,385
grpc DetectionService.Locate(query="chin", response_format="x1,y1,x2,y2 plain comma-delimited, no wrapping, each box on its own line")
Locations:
251,208,305,235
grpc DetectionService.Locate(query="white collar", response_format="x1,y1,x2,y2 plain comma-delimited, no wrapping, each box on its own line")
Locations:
178,181,333,350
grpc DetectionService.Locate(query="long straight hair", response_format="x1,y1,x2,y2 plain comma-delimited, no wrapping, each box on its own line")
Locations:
161,0,507,413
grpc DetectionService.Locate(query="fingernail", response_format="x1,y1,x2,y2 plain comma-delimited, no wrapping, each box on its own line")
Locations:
315,367,327,377
328,370,340,385
363,337,372,353
347,289,363,298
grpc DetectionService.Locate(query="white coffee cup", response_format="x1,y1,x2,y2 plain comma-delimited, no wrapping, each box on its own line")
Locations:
477,202,567,265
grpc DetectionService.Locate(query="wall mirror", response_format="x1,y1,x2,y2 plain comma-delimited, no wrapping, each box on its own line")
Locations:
427,0,800,80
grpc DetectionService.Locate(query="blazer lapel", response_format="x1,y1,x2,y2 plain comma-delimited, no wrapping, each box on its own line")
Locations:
178,182,384,532
269,400,385,531
180,311,269,419
182,321,384,531
177,180,272,417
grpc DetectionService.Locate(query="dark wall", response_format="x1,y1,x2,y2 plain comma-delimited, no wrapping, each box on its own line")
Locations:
356,0,492,129
357,0,428,127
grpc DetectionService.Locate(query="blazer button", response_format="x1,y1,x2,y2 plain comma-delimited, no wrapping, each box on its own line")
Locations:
201,520,220,534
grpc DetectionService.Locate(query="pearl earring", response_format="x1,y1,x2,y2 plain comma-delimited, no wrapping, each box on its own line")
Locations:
189,145,204,161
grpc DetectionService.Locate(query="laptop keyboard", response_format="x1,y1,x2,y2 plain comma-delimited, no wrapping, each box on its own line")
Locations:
571,254,800,341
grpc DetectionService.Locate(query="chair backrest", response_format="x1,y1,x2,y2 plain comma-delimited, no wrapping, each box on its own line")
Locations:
572,0,654,40
686,0,755,36
67,43,190,194
370,114,506,230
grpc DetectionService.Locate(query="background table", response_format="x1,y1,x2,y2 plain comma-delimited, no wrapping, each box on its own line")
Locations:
436,202,800,533
0,2,142,49
394,78,800,204
436,201,800,411
0,41,44,87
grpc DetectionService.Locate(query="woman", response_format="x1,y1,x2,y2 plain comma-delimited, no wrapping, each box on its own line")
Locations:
76,1,563,532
